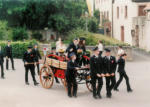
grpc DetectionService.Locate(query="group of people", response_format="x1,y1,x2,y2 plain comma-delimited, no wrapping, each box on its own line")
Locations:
65,38,133,99
0,38,133,99
0,40,15,79
23,44,42,86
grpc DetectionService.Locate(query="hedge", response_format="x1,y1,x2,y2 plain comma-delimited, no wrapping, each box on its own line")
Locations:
0,40,38,58
66,28,129,46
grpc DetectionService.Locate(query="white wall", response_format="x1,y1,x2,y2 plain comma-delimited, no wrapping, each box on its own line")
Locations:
113,0,138,45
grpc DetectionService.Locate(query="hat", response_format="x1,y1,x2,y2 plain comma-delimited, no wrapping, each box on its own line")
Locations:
52,47,56,50
69,52,75,57
8,40,11,42
28,46,32,49
92,47,99,51
80,37,86,41
105,48,111,52
74,38,78,41
58,49,65,53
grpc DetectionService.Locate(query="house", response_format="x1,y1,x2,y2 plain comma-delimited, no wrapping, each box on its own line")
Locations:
95,0,113,37
94,0,150,51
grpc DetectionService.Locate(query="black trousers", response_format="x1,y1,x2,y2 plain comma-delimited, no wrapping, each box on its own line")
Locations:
105,76,116,96
25,65,36,83
6,56,14,70
66,77,78,96
0,63,4,77
114,72,131,91
91,76,103,97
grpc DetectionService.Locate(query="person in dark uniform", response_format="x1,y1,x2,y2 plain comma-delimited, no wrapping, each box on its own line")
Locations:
103,49,117,98
5,40,15,70
66,53,79,98
66,38,79,58
114,53,133,92
32,44,42,75
23,46,39,86
90,47,104,99
0,47,4,79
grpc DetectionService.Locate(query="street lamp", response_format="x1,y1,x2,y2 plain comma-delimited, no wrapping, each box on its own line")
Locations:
85,11,89,32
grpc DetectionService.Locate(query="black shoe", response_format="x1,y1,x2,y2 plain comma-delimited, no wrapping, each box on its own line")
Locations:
34,82,39,86
26,82,30,85
73,93,77,98
56,80,60,84
107,94,112,98
97,95,102,99
12,68,15,70
68,94,72,98
93,96,98,99
1,76,5,79
114,88,119,92
127,89,133,93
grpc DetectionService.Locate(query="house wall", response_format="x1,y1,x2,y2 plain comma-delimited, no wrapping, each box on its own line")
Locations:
113,0,138,45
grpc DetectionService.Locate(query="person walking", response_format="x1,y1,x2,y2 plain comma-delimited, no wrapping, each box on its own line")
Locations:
5,40,15,70
114,53,133,92
103,49,117,98
23,46,39,86
90,47,104,99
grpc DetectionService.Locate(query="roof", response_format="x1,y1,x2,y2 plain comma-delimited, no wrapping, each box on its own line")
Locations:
132,0,150,2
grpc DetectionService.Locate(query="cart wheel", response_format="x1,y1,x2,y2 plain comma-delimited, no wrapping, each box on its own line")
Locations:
40,65,54,89
61,79,67,91
86,76,93,92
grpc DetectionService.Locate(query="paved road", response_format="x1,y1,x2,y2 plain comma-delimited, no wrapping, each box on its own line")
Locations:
0,53,150,107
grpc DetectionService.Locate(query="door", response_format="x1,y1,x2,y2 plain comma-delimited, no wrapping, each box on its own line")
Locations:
121,26,124,42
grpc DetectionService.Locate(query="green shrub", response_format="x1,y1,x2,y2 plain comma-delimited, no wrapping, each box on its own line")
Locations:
0,40,38,58
66,28,129,46
31,32,43,41
0,21,12,40
12,28,28,41
88,17,99,33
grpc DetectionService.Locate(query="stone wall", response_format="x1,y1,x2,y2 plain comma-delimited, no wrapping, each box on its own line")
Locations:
39,44,133,61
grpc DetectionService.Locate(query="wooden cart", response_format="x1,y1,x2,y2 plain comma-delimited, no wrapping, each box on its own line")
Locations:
39,54,93,92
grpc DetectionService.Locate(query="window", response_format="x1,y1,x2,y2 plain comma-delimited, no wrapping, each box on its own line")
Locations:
117,7,119,19
138,5,146,16
125,6,128,18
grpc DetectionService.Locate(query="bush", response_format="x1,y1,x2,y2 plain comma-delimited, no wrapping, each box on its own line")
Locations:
66,28,129,46
12,28,28,41
0,21,12,40
31,32,43,41
0,40,38,58
88,17,99,33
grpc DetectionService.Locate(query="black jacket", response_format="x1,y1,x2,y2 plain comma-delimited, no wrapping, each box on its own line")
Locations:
5,45,13,57
32,48,42,61
0,51,4,64
90,55,103,77
66,60,78,81
23,51,35,66
117,57,126,73
66,43,78,56
103,56,117,74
